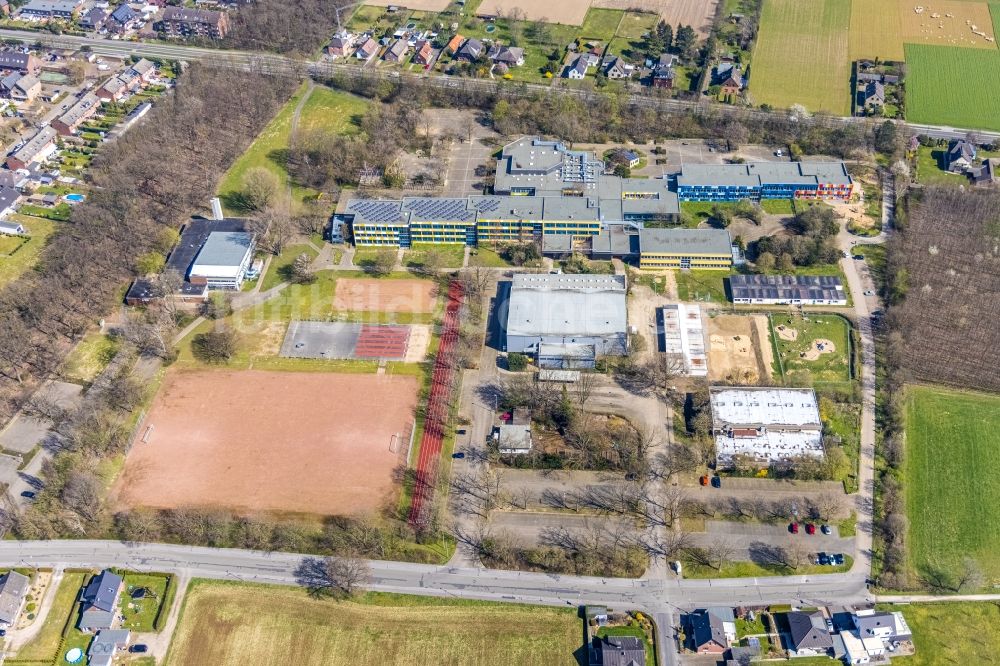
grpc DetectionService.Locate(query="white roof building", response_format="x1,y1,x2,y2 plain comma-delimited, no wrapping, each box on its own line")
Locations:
188,231,255,289
710,387,824,466
495,423,532,454
660,304,707,376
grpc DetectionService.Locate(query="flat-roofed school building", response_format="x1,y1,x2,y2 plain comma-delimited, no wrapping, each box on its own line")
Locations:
504,273,628,367
729,274,847,305
188,231,255,290
675,162,855,202
638,228,733,270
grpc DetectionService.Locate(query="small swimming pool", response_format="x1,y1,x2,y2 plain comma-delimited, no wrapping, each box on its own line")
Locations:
64,193,85,203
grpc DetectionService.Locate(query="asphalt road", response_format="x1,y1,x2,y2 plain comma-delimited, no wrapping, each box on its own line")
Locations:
2,29,998,142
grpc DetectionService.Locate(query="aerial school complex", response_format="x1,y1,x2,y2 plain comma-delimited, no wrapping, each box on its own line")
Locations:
342,137,856,270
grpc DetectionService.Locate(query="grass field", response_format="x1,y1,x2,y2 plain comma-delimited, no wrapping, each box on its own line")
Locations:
259,243,319,291
676,270,730,303
165,581,583,666
61,332,119,385
119,573,171,632
905,386,1000,581
750,0,852,114
850,0,997,61
770,313,851,384
0,215,58,290
916,144,981,186
904,43,1000,131
217,84,370,214
14,573,85,662
403,243,466,269
883,602,1000,664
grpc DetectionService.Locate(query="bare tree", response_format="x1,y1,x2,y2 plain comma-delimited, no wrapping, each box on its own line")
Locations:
240,167,280,212
705,536,737,571
297,555,371,598
574,370,599,407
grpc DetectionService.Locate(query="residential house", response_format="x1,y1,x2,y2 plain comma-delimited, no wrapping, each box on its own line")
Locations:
412,39,433,65
107,3,138,32
87,629,130,666
604,56,631,79
494,421,531,454
445,33,464,54
0,571,29,627
970,157,1000,186
685,608,736,654
714,62,744,95
0,52,40,75
566,55,588,79
487,44,524,67
157,7,229,39
455,37,484,62
0,170,27,190
784,610,833,656
5,126,57,171
862,81,884,112
51,92,100,135
384,38,409,63
355,37,378,61
78,570,124,632
946,139,977,172
79,6,106,29
652,53,674,89
95,58,155,101
327,30,355,58
852,609,911,642
17,0,80,19
0,220,24,234
0,73,40,102
0,0,9,16
588,635,646,666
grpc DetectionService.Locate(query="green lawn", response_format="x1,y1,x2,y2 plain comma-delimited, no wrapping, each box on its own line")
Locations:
403,243,466,269
579,8,623,41
681,554,853,579
676,270,730,303
259,243,320,292
750,0,852,114
119,573,171,632
62,332,119,385
164,581,583,666
0,215,57,289
295,86,368,136
761,199,795,215
19,203,71,222
14,572,85,662
914,145,969,187
885,602,1000,664
770,313,851,384
905,386,1000,582
468,247,511,267
905,43,1000,131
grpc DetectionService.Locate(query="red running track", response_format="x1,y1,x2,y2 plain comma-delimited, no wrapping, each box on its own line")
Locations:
408,281,463,528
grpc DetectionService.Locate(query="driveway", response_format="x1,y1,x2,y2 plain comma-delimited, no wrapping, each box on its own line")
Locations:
443,136,494,196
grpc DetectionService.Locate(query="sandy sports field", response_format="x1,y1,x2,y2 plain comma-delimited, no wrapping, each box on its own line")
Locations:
115,370,419,516
707,314,773,383
333,278,436,313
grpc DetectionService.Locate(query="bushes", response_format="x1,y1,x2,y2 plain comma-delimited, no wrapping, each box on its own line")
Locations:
506,353,528,372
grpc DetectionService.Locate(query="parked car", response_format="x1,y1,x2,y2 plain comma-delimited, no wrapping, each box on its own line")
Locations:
451,452,465,459
710,476,721,488
129,645,148,653
789,522,799,534
832,553,845,566
672,561,682,575
699,475,709,486
864,290,875,296
805,523,816,535
456,428,467,435
817,552,830,565
821,524,832,535
19,490,35,499
852,254,865,260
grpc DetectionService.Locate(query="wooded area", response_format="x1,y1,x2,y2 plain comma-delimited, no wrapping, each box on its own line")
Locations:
0,66,296,416
224,0,354,55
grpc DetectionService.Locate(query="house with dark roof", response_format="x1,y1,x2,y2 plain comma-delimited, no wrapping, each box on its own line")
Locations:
651,53,675,89
946,139,977,172
78,570,123,632
326,30,356,58
107,3,138,32
79,6,106,30
0,72,39,102
588,635,646,666
784,610,833,656
566,55,589,79
487,44,524,66
862,81,884,111
685,607,736,654
455,37,483,62
0,52,39,75
852,609,911,641
0,571,29,627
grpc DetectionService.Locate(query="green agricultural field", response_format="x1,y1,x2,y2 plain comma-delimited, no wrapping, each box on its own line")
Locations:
885,602,1000,664
905,43,1000,131
770,313,851,384
849,0,905,61
165,582,583,666
905,386,1000,581
750,0,852,115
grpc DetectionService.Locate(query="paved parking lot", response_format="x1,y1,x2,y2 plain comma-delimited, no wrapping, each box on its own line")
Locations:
488,511,636,547
687,520,854,560
443,137,494,196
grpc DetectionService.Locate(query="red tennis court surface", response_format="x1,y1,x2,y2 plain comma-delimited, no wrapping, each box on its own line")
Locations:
408,281,463,528
354,325,410,359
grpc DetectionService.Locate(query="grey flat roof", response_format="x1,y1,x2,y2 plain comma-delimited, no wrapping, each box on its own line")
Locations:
191,231,253,268
507,273,627,338
639,228,732,255
729,274,844,301
542,196,599,221
541,233,573,252
591,225,638,255
503,137,566,174
676,161,852,188
470,195,546,220
710,387,821,428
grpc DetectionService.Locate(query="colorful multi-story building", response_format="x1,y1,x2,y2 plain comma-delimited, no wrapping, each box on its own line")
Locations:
675,162,855,202
637,228,734,270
